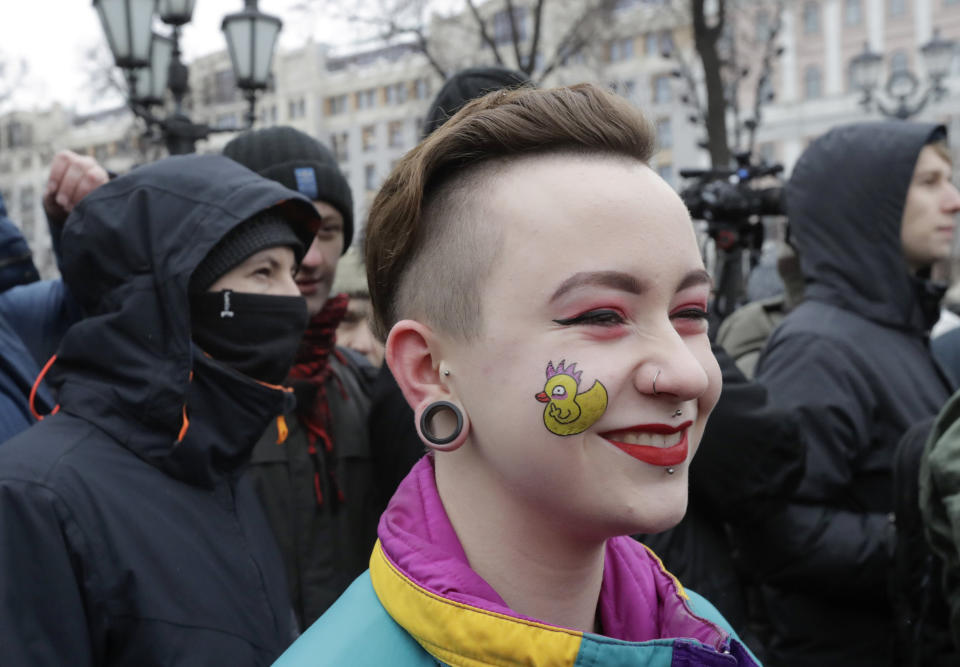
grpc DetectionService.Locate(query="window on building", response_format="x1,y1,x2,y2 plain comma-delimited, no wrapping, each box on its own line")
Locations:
659,30,674,56
653,74,672,104
362,125,376,152
385,82,408,105
493,7,527,45
610,37,634,62
94,144,108,163
414,78,431,100
388,120,404,148
622,79,636,99
644,33,659,57
288,97,306,119
5,121,30,149
20,155,32,170
656,117,672,149
889,0,906,17
561,49,588,67
327,95,347,115
759,75,775,102
214,69,237,104
0,161,11,174
804,65,822,99
890,50,909,73
331,131,349,162
803,2,820,35
756,10,770,40
215,112,238,129
844,0,862,25
355,89,376,110
364,164,377,192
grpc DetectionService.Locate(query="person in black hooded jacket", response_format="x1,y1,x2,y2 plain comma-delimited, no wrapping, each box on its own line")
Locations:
0,154,322,666
744,122,960,667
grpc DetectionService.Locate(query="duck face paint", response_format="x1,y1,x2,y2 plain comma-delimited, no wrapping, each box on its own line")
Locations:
534,359,608,436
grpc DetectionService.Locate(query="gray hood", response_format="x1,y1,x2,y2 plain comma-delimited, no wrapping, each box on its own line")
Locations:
786,121,946,332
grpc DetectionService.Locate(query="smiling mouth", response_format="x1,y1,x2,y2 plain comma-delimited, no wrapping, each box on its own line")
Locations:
599,421,692,467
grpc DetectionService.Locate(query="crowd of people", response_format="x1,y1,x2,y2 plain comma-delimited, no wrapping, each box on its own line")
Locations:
1,66,960,667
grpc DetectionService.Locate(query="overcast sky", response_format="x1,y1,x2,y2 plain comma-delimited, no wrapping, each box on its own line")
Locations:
1,0,360,113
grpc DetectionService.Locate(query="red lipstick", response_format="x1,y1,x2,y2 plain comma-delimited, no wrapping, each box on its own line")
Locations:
600,421,692,467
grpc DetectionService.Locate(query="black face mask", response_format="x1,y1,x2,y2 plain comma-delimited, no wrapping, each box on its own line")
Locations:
191,290,309,385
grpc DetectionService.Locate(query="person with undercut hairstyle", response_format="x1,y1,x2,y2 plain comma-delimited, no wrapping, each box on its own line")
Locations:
274,84,759,666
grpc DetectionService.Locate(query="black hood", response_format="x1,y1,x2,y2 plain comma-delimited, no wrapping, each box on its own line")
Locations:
786,121,946,331
50,154,319,486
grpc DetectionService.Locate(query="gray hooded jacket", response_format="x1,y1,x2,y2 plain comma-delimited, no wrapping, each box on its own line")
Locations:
749,122,954,667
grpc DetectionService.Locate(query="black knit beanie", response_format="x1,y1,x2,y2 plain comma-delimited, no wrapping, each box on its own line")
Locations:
190,210,305,293
222,126,354,254
422,66,532,138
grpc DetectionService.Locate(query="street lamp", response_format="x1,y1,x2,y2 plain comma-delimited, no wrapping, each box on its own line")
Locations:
93,0,282,154
850,30,956,120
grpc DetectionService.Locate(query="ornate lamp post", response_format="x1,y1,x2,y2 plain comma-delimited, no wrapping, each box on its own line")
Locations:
93,0,282,154
850,30,956,120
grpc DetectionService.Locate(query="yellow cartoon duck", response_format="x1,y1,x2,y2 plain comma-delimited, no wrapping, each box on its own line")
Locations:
535,360,608,436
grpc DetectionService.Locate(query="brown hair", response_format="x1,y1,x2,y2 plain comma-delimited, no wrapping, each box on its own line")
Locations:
930,138,952,165
364,83,656,340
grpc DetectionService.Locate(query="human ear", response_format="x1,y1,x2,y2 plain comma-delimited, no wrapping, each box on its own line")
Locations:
386,319,468,451
386,319,445,408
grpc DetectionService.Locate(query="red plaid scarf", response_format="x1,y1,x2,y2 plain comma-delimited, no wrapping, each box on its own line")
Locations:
288,293,349,507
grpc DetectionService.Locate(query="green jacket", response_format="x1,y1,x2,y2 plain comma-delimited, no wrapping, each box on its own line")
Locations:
920,388,960,650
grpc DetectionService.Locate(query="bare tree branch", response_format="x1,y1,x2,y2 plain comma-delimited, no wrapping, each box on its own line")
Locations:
536,0,618,82
504,0,526,73
465,0,506,66
526,0,547,76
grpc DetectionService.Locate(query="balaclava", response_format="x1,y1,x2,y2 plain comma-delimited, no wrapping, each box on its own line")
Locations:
190,210,310,385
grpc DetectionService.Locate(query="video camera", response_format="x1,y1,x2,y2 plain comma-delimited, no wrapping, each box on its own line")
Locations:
679,152,785,253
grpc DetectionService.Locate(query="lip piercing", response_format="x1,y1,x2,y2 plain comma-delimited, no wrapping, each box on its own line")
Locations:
652,369,661,395
666,467,675,475
673,409,682,418
443,370,451,376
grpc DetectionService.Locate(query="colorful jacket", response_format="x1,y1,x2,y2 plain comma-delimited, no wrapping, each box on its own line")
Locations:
276,456,760,666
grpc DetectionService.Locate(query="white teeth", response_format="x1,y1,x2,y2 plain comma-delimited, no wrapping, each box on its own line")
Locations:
610,431,681,447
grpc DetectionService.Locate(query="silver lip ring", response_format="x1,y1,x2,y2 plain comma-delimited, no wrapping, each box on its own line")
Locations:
653,369,661,396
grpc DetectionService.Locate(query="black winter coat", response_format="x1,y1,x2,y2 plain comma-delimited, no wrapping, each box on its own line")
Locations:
0,155,319,666
750,122,955,667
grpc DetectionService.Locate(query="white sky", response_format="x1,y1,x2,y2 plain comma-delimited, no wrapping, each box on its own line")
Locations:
1,0,362,113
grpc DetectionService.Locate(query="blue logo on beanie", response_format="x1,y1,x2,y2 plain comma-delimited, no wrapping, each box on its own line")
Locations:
294,167,318,200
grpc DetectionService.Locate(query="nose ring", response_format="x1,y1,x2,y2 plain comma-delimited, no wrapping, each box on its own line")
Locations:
652,369,661,396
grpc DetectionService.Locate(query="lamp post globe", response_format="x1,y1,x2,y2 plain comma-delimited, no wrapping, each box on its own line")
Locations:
132,33,174,108
850,41,883,96
920,28,956,88
222,0,282,125
157,0,196,26
93,0,155,70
